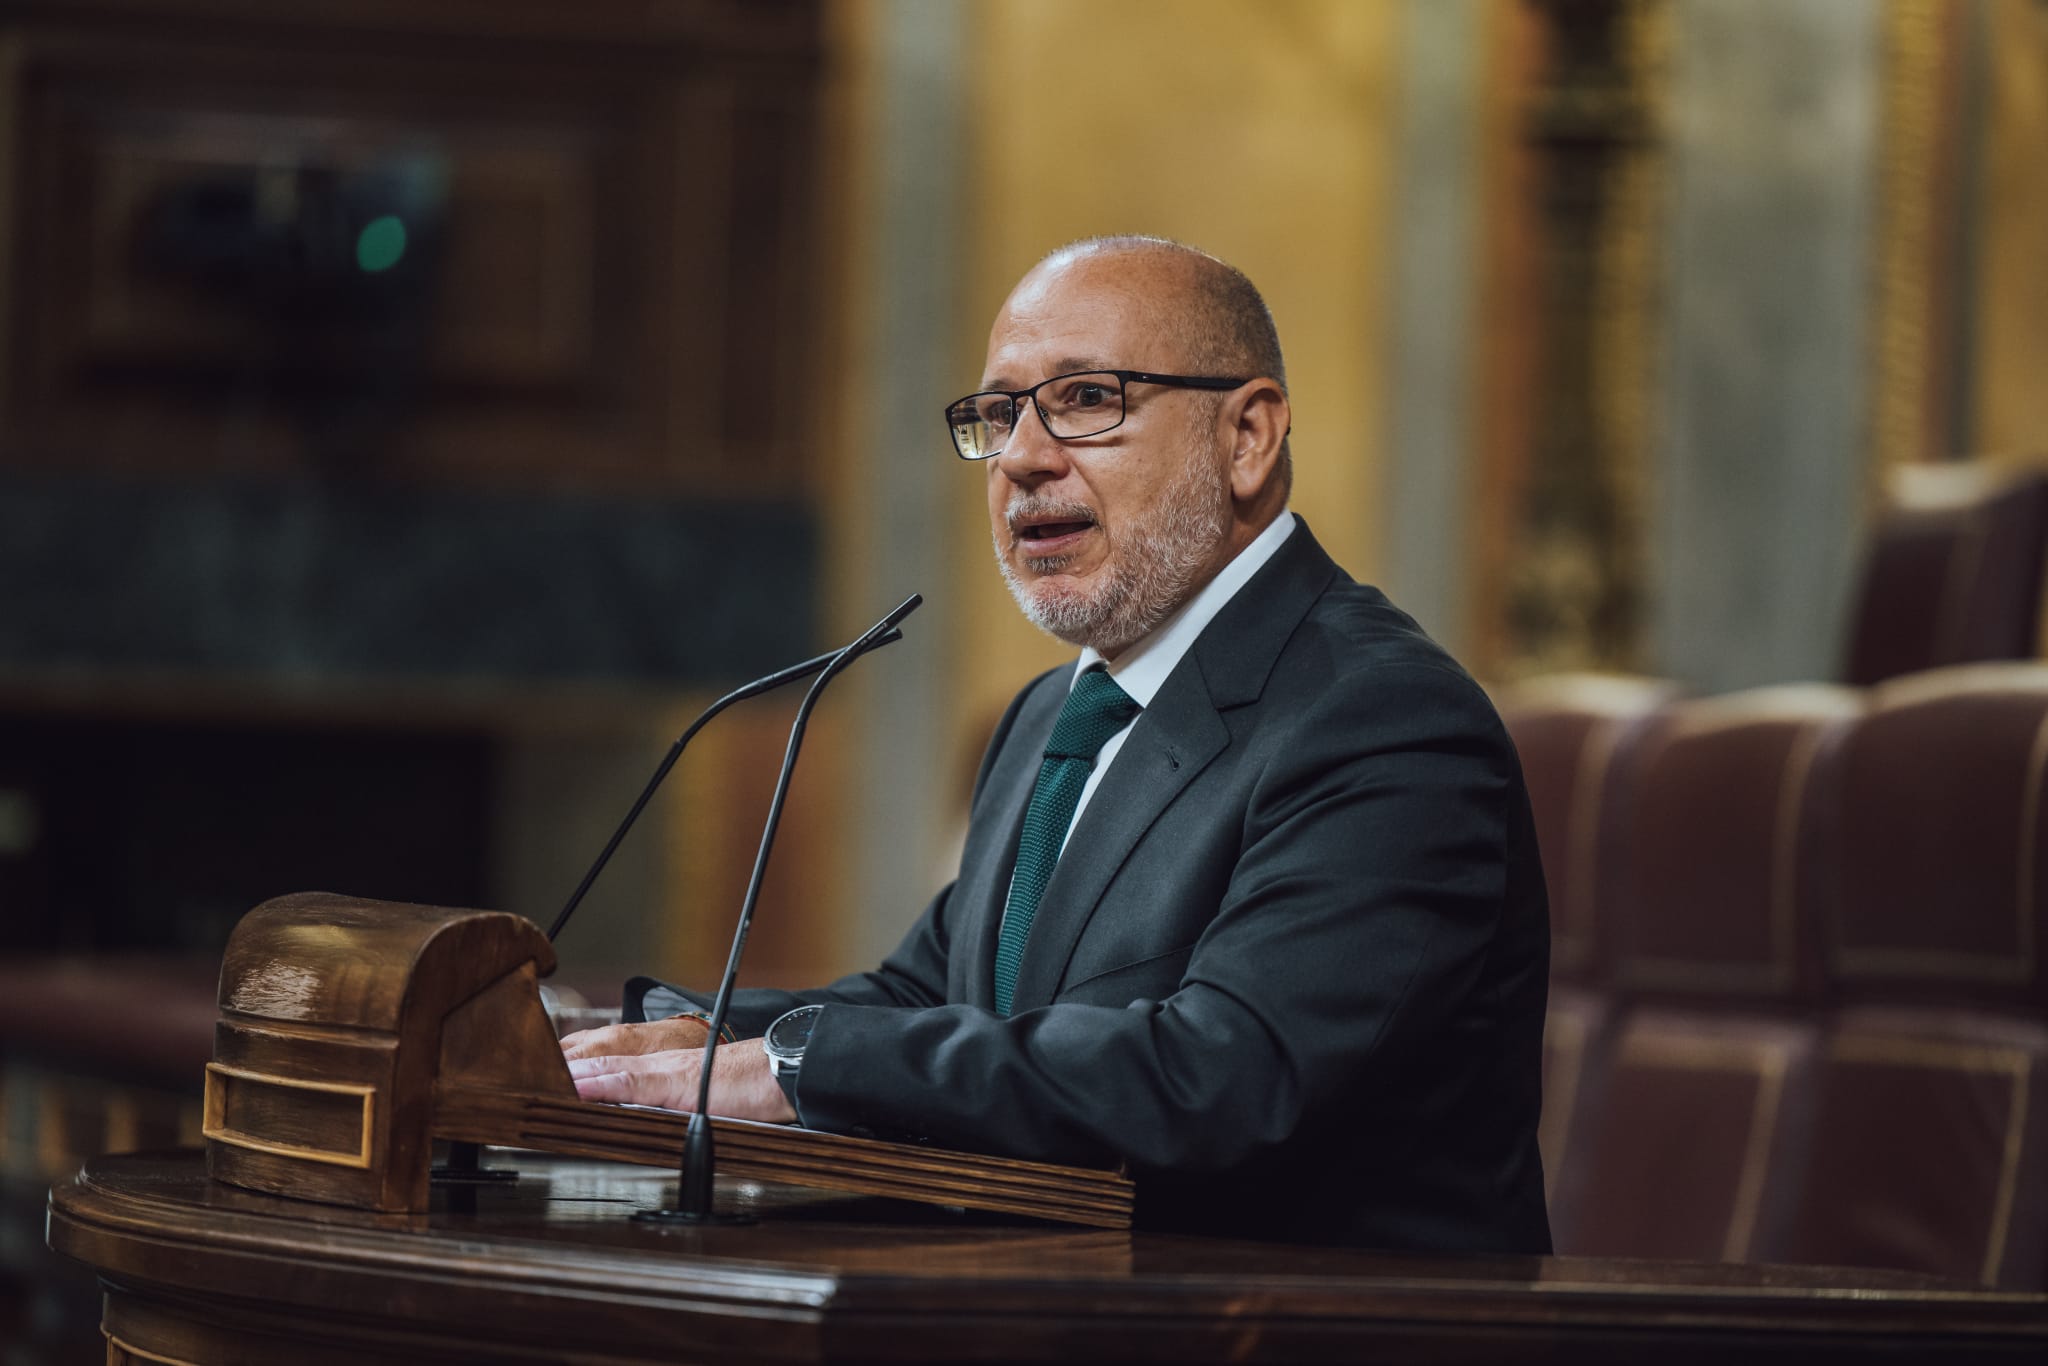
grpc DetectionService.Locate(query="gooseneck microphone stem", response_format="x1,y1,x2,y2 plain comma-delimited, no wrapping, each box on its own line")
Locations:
644,593,923,1225
694,596,923,1102
546,631,902,944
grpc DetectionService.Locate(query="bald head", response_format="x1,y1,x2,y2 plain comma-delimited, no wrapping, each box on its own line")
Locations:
1036,237,1283,378
1027,236,1290,481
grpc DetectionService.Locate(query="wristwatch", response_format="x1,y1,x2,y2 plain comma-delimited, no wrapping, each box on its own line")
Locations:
764,1004,824,1100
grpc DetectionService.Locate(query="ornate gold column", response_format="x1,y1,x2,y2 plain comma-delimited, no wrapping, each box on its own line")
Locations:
1483,0,1669,679
1871,0,1973,478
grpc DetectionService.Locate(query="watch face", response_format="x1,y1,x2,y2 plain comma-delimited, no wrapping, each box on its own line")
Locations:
766,1004,822,1059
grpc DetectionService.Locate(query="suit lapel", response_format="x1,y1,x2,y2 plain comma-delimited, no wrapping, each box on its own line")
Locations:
1004,669,1230,1012
1002,520,1344,1013
953,671,1066,1009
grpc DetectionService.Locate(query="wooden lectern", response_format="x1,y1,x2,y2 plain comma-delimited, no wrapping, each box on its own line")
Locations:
48,894,2048,1363
201,892,1133,1227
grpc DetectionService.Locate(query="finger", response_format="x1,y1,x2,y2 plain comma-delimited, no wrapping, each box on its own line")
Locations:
566,1048,699,1081
567,1051,668,1079
561,1018,712,1061
561,1021,665,1060
572,1056,700,1110
559,1023,631,1061
574,1070,660,1106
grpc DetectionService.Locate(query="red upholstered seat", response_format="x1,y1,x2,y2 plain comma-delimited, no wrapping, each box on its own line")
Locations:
1779,667,2048,1286
1812,664,2048,1010
1496,673,1684,986
1552,1010,1817,1262
1843,462,2048,687
1539,985,1612,1209
1548,688,1852,1262
1781,1009,2048,1288
1606,686,1859,1004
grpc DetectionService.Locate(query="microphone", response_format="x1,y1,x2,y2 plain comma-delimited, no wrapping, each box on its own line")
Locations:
546,626,905,944
637,592,923,1225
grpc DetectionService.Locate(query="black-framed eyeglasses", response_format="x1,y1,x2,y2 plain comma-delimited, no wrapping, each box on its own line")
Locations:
944,369,1247,461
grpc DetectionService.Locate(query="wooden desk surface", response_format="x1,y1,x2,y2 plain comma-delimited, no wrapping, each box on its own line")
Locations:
49,1149,2048,1365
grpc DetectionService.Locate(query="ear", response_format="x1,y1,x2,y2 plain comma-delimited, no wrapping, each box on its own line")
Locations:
1221,379,1290,504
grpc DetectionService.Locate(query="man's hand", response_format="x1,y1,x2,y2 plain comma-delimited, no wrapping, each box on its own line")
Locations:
563,1031,796,1124
560,1015,712,1062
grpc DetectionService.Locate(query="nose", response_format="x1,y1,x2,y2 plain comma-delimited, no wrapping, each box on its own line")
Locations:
991,397,1070,484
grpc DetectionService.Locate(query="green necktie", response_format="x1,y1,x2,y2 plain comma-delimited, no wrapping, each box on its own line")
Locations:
993,667,1141,1015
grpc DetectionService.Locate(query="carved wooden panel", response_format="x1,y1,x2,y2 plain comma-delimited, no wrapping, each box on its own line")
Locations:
0,1,821,494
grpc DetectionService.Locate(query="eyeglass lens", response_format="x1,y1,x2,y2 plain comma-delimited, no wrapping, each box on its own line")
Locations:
948,371,1126,460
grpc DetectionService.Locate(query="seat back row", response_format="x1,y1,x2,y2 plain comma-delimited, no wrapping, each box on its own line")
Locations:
1501,663,2048,1287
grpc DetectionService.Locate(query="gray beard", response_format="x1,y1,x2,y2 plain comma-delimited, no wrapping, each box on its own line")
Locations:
994,466,1231,657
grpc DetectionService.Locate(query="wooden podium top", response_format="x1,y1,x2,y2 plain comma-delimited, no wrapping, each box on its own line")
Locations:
199,892,1133,1226
49,1149,2048,1365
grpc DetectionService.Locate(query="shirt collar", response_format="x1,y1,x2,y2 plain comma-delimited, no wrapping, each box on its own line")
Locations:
1073,511,1298,705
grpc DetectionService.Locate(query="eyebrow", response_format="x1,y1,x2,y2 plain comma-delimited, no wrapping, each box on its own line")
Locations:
980,357,1115,391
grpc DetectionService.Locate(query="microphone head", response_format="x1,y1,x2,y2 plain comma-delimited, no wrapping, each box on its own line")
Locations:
846,596,922,657
879,593,923,631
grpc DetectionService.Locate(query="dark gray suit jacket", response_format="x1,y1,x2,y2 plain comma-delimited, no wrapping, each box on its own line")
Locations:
636,522,1551,1252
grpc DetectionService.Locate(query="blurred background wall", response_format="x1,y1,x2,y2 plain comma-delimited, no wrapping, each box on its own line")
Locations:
4,0,2048,1354
6,0,2045,1018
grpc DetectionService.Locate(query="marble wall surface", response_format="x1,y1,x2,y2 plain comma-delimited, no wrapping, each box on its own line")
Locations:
1651,0,1884,692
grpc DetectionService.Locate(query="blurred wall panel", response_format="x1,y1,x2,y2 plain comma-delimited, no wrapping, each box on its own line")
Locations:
1652,0,1882,693
1467,0,1665,679
1499,0,1671,679
1868,0,1974,475
812,0,971,972
0,0,821,492
1466,0,1549,680
658,700,846,991
0,1,831,973
1381,0,1486,661
1970,0,2048,463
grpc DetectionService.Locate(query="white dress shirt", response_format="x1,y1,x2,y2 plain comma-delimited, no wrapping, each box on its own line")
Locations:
1057,510,1298,852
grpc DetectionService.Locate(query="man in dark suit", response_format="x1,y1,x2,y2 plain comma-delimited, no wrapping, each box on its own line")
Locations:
565,236,1552,1253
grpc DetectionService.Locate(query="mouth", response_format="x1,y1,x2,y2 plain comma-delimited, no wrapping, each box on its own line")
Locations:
1011,512,1097,559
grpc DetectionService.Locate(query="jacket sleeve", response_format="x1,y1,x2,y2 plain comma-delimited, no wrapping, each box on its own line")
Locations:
787,663,1518,1173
